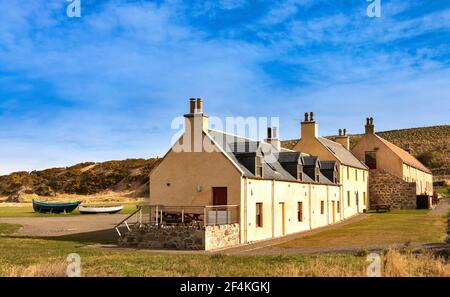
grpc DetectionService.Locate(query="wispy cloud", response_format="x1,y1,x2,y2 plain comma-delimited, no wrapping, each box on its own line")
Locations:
0,0,449,174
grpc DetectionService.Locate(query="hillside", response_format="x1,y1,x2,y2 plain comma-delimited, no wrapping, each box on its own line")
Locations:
282,125,450,178
0,158,161,202
1,125,448,202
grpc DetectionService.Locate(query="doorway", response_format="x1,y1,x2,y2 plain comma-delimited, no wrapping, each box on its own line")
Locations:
212,187,228,205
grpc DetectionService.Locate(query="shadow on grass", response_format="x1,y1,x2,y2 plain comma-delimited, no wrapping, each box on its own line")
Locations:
3,226,128,245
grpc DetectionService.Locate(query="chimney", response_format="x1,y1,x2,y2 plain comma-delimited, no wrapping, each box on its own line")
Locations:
183,97,209,152
335,128,350,150
301,111,318,140
266,127,281,151
365,117,375,134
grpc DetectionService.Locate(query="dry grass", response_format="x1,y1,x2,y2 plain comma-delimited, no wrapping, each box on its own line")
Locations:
4,261,67,277
0,249,447,277
382,249,449,277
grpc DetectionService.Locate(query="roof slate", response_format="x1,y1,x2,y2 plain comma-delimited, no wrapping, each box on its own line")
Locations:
208,129,334,184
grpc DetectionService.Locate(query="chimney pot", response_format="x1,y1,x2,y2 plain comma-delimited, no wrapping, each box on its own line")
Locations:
304,112,309,122
272,127,278,139
338,129,342,136
310,112,314,121
189,98,196,113
343,128,347,136
196,98,203,113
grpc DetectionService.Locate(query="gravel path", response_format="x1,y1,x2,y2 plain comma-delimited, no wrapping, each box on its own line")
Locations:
0,214,128,243
428,198,450,216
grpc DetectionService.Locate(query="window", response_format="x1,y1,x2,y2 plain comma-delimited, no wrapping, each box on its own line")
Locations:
255,156,263,177
363,192,367,206
347,191,351,207
256,203,263,227
347,167,350,180
297,202,303,222
337,201,340,213
365,151,377,169
355,169,358,181
363,171,366,182
320,201,324,215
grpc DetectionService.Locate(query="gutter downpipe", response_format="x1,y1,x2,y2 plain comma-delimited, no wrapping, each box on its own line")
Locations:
308,183,312,230
243,176,248,244
271,179,275,239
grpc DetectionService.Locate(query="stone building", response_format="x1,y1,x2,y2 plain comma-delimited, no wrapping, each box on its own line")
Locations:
291,113,370,218
352,118,433,209
119,99,369,250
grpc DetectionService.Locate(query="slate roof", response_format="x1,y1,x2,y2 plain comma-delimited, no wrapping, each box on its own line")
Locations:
374,134,431,174
208,129,334,185
318,137,368,170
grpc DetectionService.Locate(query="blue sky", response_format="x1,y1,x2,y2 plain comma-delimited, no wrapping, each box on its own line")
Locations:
0,0,449,174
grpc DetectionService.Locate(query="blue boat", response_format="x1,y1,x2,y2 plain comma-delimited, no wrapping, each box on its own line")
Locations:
32,199,81,214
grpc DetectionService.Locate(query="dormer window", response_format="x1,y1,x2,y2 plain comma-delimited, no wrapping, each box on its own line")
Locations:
256,156,263,177
315,167,320,182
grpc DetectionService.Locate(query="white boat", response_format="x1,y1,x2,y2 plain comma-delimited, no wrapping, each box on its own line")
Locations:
79,205,124,214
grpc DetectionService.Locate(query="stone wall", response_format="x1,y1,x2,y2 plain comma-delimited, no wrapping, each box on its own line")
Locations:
119,223,240,251
369,169,417,209
205,223,240,250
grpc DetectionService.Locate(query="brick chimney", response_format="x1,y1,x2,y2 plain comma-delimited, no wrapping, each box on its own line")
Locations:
183,98,209,152
265,127,281,151
301,112,318,140
335,128,350,150
365,117,375,134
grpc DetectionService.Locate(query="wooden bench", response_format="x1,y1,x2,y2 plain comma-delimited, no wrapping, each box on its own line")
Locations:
372,204,391,213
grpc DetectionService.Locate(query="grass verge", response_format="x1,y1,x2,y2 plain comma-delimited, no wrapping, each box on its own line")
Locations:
277,210,447,249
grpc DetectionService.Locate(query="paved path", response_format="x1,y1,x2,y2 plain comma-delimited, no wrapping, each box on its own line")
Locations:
0,214,128,243
428,198,450,216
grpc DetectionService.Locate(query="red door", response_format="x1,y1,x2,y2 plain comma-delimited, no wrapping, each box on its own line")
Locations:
212,187,228,205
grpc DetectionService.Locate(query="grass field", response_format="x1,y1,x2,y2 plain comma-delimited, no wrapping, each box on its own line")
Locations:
0,209,448,277
0,223,447,277
0,202,141,217
435,186,450,197
278,210,447,249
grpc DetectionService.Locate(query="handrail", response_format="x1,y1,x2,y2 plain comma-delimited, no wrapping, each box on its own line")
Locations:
114,206,143,237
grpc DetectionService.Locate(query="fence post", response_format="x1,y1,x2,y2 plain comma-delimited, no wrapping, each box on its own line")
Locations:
204,207,207,227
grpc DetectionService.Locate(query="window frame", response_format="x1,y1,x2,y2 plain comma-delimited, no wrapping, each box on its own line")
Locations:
256,203,263,228
297,201,303,222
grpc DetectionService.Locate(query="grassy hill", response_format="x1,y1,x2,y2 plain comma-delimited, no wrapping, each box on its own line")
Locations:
282,125,450,177
1,125,448,202
0,158,160,201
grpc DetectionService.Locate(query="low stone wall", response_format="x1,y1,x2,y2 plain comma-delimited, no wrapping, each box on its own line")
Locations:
119,223,240,251
369,170,417,209
205,223,240,250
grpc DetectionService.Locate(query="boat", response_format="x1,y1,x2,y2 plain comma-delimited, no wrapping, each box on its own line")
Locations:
32,199,81,214
79,205,124,214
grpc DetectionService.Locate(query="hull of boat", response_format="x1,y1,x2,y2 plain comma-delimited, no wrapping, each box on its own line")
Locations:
32,199,81,214
79,205,123,214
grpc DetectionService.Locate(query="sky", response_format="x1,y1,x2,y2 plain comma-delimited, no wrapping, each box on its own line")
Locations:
0,0,449,175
